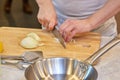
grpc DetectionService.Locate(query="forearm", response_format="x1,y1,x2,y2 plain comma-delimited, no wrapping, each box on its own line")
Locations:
88,0,120,30
36,0,52,7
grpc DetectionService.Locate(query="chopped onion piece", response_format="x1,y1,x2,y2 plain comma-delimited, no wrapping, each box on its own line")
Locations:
54,38,60,43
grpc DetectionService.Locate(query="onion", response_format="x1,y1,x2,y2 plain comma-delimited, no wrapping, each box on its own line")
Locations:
27,32,41,41
20,37,39,49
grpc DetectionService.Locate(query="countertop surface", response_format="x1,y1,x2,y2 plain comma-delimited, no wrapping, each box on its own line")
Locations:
1,36,120,80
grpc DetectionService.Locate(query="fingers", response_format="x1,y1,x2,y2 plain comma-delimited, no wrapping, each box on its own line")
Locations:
37,17,57,31
48,19,57,30
60,20,77,42
37,9,57,31
63,28,77,42
62,26,75,41
66,29,77,42
37,17,49,29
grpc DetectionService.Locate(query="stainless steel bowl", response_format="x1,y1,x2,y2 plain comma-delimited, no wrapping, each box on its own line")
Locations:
25,34,120,80
25,57,97,80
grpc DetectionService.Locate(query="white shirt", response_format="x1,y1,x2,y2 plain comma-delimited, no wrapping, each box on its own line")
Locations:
53,0,107,19
52,0,117,37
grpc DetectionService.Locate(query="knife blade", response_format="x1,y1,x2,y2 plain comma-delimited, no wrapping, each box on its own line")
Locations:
52,26,66,48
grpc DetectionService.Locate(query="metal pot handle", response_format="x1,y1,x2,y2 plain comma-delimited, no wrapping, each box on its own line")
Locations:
1,55,23,60
84,34,120,65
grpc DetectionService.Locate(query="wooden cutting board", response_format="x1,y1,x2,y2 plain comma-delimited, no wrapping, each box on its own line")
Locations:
0,27,101,60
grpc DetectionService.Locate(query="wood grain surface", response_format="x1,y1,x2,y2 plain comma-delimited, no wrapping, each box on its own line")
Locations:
0,27,101,60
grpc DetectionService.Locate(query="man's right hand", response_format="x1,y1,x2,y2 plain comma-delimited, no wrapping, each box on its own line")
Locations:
36,0,57,31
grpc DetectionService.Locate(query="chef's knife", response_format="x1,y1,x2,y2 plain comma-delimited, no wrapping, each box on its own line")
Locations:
52,26,66,48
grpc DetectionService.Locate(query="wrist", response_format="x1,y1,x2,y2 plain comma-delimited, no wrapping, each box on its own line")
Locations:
87,17,100,31
85,18,96,31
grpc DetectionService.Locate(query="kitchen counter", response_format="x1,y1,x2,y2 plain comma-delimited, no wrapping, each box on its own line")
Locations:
0,36,120,80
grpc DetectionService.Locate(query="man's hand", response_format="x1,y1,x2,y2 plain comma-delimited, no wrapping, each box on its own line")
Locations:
59,0,120,42
59,19,93,42
36,0,57,30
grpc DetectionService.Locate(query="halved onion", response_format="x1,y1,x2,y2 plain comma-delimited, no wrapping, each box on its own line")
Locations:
27,32,41,41
20,37,39,49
